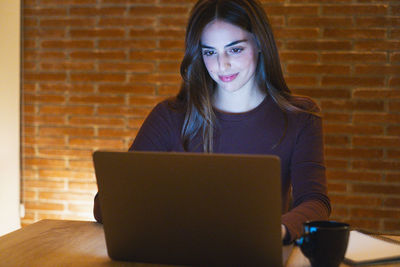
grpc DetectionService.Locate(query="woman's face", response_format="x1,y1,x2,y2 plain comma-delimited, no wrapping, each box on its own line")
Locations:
200,19,259,95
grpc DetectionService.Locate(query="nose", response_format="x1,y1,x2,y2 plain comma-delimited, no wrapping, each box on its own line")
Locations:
217,52,231,71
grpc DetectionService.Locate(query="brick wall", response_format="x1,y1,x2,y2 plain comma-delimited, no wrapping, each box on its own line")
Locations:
22,0,400,233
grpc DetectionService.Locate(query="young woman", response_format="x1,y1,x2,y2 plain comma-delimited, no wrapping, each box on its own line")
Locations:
94,0,331,244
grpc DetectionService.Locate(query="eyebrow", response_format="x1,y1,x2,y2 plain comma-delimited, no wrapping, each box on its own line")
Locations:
200,39,248,49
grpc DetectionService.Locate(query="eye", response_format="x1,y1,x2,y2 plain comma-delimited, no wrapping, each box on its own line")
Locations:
202,50,216,57
229,47,244,54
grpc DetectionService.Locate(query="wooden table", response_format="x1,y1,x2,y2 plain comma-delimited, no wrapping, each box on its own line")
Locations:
0,220,399,267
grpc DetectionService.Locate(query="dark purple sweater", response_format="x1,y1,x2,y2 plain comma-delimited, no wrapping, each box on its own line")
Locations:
94,95,331,243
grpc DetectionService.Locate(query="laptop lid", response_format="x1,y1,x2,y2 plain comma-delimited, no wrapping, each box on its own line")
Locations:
93,151,282,266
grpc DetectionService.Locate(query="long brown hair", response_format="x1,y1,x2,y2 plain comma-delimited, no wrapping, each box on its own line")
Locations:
177,0,318,152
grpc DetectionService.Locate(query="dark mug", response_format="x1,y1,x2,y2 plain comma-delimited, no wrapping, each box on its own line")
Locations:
296,221,350,267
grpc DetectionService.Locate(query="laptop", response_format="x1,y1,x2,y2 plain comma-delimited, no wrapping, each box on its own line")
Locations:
93,150,282,266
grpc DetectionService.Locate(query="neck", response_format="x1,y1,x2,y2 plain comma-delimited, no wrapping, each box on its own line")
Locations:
212,86,266,113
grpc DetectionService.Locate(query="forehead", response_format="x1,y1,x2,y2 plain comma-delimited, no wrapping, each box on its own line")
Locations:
200,19,252,47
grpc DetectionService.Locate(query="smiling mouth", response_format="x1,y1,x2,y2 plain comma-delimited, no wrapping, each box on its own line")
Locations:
218,73,239,82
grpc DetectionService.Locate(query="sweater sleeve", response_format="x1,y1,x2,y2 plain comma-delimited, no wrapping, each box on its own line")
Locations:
129,100,176,151
281,113,331,243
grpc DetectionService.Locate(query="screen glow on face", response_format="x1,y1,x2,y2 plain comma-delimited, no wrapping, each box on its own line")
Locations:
201,20,259,95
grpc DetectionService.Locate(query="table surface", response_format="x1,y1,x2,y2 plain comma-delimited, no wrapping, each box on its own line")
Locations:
0,219,399,267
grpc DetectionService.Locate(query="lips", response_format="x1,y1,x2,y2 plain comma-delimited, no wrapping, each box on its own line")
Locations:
218,73,238,82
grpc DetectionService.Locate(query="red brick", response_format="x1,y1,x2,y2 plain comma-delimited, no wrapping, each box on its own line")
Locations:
98,39,157,49
24,136,66,146
351,208,400,219
158,62,180,73
321,52,387,63
68,116,125,126
69,95,125,105
356,17,400,27
25,72,67,82
352,183,400,195
24,114,66,125
98,128,133,138
129,6,188,16
99,17,155,27
353,136,400,147
293,88,350,99
388,125,400,135
388,150,400,159
390,77,400,87
130,28,185,39
158,85,180,96
326,159,348,169
322,112,351,123
285,76,317,86
264,5,319,15
70,7,126,16
98,84,155,94
322,76,385,87
25,28,66,38
70,51,126,60
353,160,400,171
38,148,92,159
68,181,97,191
286,40,352,51
40,62,95,71
24,7,67,16
287,64,350,75
41,40,93,49
129,95,168,106
330,195,382,206
384,220,400,233
25,201,65,211
97,106,150,117
39,191,93,202
159,40,185,49
39,127,94,137
274,28,319,39
25,51,66,60
130,73,181,84
325,147,383,159
68,138,125,149
24,93,66,104
325,28,386,39
391,52,400,63
98,62,155,72
321,100,384,111
323,123,384,135
327,182,347,192
389,101,400,112
24,179,65,190
345,219,379,231
159,17,187,28
324,135,350,146
279,51,318,62
70,29,125,38
322,4,387,15
24,158,66,168
39,169,93,180
40,84,94,93
355,40,400,51
387,174,400,183
130,51,184,61
40,18,96,27
70,73,126,83
288,17,353,27
355,65,400,75
353,89,400,99
326,170,381,182
353,113,400,124
40,0,97,4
